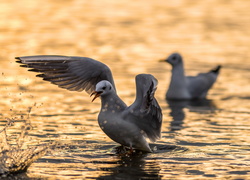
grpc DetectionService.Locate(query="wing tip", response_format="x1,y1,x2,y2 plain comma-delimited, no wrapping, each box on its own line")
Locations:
15,57,22,64
210,65,222,73
20,64,28,68
36,74,45,78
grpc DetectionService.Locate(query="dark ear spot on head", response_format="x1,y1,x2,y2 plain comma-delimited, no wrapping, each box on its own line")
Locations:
109,86,111,90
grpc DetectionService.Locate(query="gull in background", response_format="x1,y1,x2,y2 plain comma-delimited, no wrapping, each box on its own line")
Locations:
160,53,221,100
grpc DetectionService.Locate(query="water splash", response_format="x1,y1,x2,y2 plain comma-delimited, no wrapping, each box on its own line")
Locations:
0,107,51,176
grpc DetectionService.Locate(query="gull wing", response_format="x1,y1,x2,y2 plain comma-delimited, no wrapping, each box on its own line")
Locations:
125,74,162,142
16,55,116,94
187,65,221,98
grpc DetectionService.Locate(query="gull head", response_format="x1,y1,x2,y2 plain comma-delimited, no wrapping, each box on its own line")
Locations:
91,80,114,102
166,53,183,66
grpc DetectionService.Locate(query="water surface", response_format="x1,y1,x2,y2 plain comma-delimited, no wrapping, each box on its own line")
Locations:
0,0,250,179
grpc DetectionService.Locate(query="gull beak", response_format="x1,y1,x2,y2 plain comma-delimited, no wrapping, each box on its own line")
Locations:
90,91,102,102
158,58,166,62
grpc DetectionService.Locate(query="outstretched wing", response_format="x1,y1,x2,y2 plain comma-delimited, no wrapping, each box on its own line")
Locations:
16,55,116,94
187,65,221,98
126,74,162,142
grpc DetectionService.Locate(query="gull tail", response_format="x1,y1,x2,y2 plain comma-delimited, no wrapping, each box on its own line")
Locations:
210,65,221,74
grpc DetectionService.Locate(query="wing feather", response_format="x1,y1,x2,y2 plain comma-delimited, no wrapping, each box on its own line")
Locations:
16,55,116,94
187,67,220,98
126,74,162,142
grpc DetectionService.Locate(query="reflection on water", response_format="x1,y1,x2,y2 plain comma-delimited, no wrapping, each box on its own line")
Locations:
1,0,250,179
97,152,161,180
167,99,217,131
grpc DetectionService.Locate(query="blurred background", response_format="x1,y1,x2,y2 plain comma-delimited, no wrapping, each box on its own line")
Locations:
1,0,249,99
0,0,250,179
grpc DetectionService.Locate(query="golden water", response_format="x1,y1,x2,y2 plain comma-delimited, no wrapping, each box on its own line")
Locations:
0,0,250,179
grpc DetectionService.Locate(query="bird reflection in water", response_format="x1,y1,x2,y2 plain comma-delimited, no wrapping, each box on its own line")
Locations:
167,99,217,131
97,148,161,180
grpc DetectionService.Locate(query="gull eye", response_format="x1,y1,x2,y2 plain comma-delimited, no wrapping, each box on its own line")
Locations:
102,87,106,90
172,56,177,60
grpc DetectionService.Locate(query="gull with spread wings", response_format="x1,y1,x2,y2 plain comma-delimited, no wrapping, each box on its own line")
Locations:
16,55,162,152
